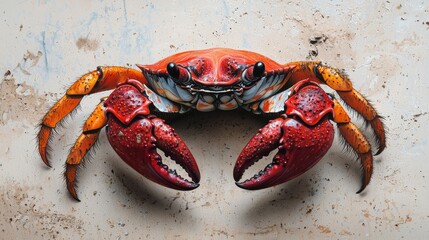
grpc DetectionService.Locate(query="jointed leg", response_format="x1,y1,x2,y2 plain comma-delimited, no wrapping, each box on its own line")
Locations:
337,90,385,155
38,95,81,166
38,67,145,166
285,61,386,154
65,100,108,201
332,98,373,193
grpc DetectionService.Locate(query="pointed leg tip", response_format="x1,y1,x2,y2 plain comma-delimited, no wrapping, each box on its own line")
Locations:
38,125,53,167
67,184,81,201
42,159,52,168
356,176,370,194
374,146,385,156
356,183,370,195
356,188,364,194
71,194,81,202
66,182,81,202
65,164,81,201
41,156,52,168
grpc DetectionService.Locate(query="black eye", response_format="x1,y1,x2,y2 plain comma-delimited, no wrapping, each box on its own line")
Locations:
253,61,265,78
244,61,265,84
167,62,180,79
166,62,191,84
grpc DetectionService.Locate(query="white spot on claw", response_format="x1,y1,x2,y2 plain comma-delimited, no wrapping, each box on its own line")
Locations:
136,133,142,143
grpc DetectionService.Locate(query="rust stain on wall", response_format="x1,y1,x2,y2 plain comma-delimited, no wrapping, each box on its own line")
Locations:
0,182,86,239
76,37,100,52
0,78,51,125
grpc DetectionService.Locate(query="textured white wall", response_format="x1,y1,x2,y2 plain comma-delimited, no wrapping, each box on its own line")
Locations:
1,0,428,239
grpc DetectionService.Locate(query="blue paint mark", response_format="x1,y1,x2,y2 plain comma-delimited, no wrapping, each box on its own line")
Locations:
136,26,151,60
220,0,231,34
123,0,128,22
103,1,122,19
119,28,132,55
222,0,230,17
41,31,49,72
86,12,98,26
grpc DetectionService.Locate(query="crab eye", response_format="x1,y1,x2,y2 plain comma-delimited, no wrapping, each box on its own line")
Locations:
253,61,265,78
244,61,265,83
167,62,180,79
167,62,190,83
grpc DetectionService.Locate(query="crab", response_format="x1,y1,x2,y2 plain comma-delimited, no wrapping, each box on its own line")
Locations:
37,48,385,201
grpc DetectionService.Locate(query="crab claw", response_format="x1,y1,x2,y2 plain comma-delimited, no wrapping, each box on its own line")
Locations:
234,116,334,190
105,80,200,190
107,115,200,190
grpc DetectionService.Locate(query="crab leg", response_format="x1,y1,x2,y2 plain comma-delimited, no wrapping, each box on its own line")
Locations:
331,98,373,193
64,99,108,201
337,90,385,155
38,67,145,166
285,62,386,155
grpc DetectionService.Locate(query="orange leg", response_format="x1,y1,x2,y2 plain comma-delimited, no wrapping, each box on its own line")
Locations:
332,98,373,193
65,100,108,201
38,67,146,166
285,62,386,155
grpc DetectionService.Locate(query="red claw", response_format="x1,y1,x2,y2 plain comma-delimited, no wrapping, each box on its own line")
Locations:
234,118,334,189
233,118,284,182
151,118,201,183
234,80,335,190
105,80,200,190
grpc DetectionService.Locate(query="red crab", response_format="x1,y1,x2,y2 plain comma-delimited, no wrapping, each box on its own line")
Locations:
38,48,385,201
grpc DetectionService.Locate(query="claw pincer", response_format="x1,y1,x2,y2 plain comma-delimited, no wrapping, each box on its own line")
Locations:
104,80,200,190
234,80,335,189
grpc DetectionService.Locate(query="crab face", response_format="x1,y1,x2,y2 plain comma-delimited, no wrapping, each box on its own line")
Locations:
137,48,293,111
139,48,283,86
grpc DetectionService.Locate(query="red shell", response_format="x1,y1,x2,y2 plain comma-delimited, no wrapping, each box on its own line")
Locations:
285,80,334,126
104,79,152,125
137,48,284,86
